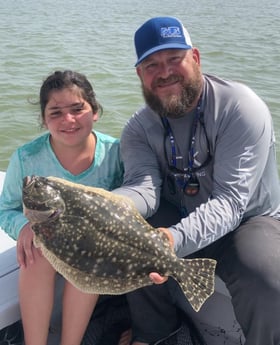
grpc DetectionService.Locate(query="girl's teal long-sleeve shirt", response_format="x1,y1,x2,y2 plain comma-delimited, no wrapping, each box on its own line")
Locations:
0,131,124,240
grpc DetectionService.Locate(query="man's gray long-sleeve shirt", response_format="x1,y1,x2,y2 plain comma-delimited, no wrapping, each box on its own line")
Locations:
114,74,280,257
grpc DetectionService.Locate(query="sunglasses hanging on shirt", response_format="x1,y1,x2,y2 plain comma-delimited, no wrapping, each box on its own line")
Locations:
162,97,211,198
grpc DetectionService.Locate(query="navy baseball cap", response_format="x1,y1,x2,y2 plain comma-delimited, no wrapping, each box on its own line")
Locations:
134,16,193,66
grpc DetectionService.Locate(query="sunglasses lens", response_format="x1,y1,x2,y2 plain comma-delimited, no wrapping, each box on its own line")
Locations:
167,170,200,197
184,176,200,196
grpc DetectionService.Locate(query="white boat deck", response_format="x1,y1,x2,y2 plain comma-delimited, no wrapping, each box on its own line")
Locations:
0,230,20,330
0,171,21,331
0,171,245,344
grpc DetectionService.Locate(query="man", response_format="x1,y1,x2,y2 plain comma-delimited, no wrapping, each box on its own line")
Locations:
115,16,280,345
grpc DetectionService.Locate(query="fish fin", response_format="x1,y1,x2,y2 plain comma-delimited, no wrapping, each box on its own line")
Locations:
35,239,98,292
174,258,217,312
47,176,136,208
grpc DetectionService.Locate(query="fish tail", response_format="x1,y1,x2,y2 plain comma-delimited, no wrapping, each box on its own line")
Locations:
173,258,217,312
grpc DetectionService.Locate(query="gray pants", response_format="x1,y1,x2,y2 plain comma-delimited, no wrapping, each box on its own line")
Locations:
127,214,280,344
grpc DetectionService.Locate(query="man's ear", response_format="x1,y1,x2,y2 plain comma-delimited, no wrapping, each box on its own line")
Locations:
192,48,201,65
136,66,142,78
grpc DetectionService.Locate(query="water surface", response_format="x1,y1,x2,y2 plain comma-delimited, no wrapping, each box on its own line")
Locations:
0,0,279,170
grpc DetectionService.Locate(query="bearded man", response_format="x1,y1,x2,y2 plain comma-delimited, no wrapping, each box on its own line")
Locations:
114,16,280,345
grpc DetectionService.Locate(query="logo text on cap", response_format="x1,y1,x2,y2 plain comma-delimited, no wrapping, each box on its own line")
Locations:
161,26,182,38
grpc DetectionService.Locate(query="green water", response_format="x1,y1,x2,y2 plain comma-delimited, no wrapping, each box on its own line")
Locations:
0,0,279,170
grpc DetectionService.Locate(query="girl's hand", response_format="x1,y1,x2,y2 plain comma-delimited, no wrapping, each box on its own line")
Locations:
17,223,42,268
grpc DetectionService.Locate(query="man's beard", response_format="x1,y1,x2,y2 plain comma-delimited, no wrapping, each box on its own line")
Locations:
141,69,202,119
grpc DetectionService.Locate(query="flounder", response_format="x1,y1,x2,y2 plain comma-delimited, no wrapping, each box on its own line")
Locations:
22,175,216,312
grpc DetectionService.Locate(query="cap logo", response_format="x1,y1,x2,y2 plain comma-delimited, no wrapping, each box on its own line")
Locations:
161,26,182,38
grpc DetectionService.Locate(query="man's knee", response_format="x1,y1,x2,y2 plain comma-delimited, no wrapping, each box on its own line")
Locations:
126,283,179,343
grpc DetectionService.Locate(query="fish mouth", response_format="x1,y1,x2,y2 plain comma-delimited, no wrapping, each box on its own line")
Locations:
23,175,32,188
23,206,62,223
22,176,65,223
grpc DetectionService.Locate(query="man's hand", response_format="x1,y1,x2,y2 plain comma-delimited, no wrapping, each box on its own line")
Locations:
158,227,174,248
149,227,174,284
149,272,168,284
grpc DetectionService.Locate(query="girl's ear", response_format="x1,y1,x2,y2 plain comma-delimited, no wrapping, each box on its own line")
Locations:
42,120,48,129
92,112,99,123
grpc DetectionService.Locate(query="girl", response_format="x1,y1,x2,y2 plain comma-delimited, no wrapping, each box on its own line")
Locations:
0,70,123,345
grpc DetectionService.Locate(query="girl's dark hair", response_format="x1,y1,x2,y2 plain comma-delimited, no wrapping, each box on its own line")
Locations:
39,70,103,121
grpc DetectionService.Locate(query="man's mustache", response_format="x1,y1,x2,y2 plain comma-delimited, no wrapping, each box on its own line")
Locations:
152,75,184,88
